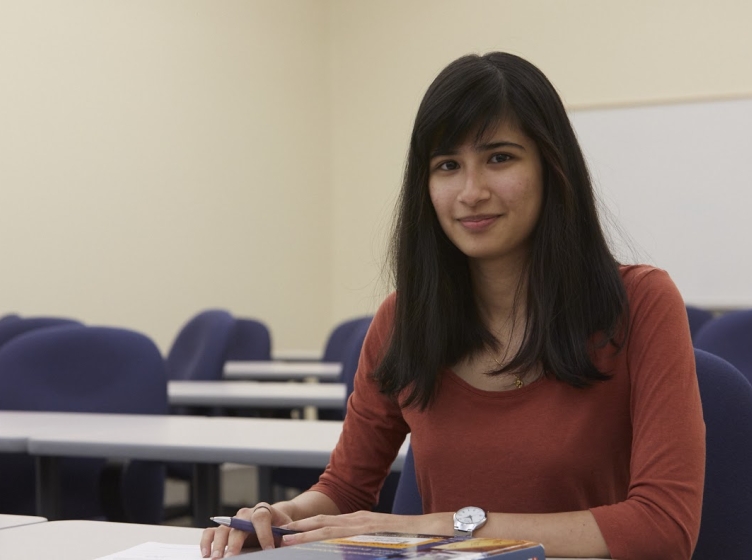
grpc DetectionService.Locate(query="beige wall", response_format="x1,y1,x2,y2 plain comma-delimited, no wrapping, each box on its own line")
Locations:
2,1,751,353
0,1,332,352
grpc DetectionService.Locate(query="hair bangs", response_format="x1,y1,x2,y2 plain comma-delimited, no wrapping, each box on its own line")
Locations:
430,93,514,159
418,62,515,160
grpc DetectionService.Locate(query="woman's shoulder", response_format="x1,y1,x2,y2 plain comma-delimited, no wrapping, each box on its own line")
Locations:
373,291,397,323
619,264,677,296
366,291,397,343
618,264,685,317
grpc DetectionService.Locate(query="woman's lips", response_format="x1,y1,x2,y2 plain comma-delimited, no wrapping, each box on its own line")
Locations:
458,215,500,231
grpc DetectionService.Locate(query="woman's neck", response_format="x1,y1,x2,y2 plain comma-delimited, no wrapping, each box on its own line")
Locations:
469,254,529,333
454,254,539,389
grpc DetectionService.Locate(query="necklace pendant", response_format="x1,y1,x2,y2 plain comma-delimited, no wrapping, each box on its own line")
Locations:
514,375,524,389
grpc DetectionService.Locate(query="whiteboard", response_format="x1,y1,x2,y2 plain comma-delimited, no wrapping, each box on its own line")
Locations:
569,97,752,309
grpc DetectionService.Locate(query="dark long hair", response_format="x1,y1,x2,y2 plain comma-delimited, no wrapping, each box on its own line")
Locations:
373,52,628,410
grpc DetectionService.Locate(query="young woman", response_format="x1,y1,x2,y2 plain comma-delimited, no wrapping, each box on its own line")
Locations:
201,52,704,560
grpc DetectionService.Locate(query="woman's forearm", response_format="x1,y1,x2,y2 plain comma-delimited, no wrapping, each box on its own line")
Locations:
277,490,342,521
277,495,610,558
417,510,610,559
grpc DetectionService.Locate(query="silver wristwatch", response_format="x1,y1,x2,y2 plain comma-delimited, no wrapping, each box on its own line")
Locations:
453,506,487,537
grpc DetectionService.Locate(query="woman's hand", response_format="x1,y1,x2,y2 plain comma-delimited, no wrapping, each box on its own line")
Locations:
200,502,294,558
279,511,450,547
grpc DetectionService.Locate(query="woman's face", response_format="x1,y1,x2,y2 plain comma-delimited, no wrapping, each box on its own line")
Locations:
428,119,544,266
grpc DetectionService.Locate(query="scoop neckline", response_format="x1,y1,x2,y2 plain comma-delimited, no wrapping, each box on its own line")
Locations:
445,367,547,398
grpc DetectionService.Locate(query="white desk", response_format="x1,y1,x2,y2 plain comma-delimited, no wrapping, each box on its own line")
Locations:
224,360,342,381
0,514,47,530
0,519,204,558
22,412,350,527
272,349,322,361
26,414,359,467
0,411,122,452
168,380,347,409
0,519,590,560
0,411,407,527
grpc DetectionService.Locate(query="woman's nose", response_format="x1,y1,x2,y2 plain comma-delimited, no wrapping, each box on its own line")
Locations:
458,168,490,205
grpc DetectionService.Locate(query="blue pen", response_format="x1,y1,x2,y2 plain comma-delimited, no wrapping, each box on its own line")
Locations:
210,516,300,536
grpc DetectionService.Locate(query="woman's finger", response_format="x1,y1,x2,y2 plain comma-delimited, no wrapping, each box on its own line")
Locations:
283,511,387,533
224,506,261,556
281,523,362,547
199,527,216,558
205,525,231,559
280,511,395,547
252,502,280,550
282,513,337,532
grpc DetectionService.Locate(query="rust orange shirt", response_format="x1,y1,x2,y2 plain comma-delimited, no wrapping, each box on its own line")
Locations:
312,266,705,560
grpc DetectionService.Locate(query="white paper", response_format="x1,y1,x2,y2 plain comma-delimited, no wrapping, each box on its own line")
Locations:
93,541,204,560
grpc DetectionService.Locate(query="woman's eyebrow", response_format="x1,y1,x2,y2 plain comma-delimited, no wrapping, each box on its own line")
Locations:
429,147,458,159
430,140,526,160
476,140,526,151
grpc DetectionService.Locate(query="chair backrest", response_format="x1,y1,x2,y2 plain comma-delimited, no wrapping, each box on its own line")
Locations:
333,315,400,512
322,316,374,364
0,325,168,522
225,317,272,361
315,317,373,422
685,306,714,341
165,309,235,380
693,309,752,384
391,444,422,515
693,349,752,558
0,316,82,349
340,317,373,405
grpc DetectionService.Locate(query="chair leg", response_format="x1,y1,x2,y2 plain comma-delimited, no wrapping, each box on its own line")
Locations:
35,456,61,520
193,464,221,528
99,459,129,522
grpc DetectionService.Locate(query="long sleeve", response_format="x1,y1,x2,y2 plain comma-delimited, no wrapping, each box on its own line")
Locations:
590,268,705,560
310,293,410,512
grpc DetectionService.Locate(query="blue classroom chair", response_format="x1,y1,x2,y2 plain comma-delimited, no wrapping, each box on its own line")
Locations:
317,316,374,421
692,349,752,558
391,445,421,515
0,316,81,348
693,309,752,384
163,309,236,521
225,317,272,361
268,318,373,499
322,316,374,364
268,317,399,513
165,309,235,381
685,306,713,341
0,325,168,523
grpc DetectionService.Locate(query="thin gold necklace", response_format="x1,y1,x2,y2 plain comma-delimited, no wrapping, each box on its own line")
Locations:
489,352,524,389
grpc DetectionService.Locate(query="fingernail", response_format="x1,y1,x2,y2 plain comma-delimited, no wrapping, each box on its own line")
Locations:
200,547,208,558
282,534,297,544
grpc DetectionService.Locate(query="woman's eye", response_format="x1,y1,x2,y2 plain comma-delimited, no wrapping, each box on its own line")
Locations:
437,160,459,171
489,153,512,164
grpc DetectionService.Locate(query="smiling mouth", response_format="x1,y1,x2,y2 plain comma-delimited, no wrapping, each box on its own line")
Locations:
458,215,500,231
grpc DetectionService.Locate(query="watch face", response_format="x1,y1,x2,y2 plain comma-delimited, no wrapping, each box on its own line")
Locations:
455,506,485,525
